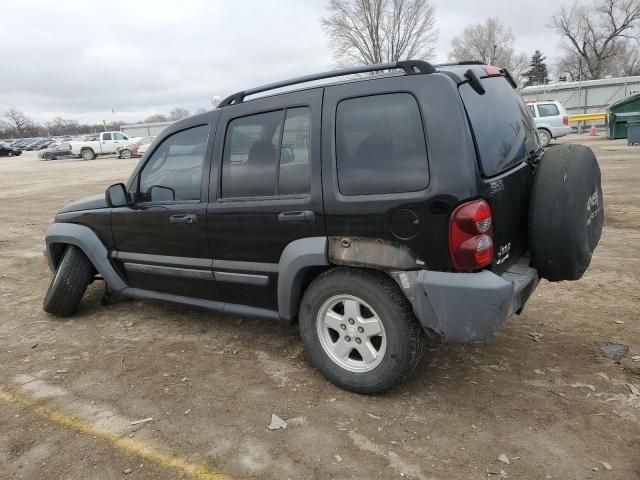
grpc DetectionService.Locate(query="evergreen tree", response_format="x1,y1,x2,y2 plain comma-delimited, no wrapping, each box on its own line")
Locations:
523,50,550,86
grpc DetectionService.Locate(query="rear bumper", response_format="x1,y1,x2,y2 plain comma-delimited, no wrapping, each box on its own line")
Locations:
392,258,539,342
550,125,572,138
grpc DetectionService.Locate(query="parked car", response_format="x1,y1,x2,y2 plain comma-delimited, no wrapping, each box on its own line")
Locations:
136,141,151,156
116,136,155,158
69,131,133,160
527,100,572,147
0,142,22,157
38,142,73,161
21,138,43,150
42,60,604,393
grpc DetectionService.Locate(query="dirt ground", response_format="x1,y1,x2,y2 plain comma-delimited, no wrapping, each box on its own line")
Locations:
0,135,639,480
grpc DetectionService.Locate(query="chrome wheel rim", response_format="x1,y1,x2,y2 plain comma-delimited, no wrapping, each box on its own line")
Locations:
121,149,131,158
316,294,387,373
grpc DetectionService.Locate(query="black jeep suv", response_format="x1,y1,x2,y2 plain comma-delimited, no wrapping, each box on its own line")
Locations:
43,60,603,393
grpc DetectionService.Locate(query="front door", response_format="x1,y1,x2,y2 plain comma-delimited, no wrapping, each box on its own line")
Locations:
206,89,324,311
111,123,221,301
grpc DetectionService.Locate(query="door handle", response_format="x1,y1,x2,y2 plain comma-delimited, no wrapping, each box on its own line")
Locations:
278,211,315,224
169,214,198,224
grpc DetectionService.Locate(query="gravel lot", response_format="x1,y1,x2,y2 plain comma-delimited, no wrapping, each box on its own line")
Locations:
1,135,639,480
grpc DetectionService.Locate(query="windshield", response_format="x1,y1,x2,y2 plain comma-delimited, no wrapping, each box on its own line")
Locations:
460,76,539,177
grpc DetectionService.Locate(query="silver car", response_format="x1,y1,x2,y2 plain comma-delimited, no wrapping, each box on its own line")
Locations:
527,100,572,147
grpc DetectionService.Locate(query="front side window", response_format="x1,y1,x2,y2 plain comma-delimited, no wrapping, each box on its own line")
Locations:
537,103,560,117
222,108,311,198
113,132,127,140
336,93,428,196
138,125,208,202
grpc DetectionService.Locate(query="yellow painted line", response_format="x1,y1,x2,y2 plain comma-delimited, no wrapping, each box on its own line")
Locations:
0,388,232,480
568,112,607,122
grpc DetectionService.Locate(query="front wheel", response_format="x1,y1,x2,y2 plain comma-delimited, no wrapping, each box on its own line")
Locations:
299,268,424,394
43,245,94,317
120,149,132,159
7,151,13,157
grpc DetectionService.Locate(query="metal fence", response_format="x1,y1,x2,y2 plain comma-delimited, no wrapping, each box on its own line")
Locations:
521,75,640,125
121,121,173,138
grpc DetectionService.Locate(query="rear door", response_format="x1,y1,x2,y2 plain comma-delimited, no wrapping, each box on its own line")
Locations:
100,132,117,153
206,89,324,311
459,75,539,272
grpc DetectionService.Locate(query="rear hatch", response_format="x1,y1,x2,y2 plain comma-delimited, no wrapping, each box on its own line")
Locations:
458,73,539,273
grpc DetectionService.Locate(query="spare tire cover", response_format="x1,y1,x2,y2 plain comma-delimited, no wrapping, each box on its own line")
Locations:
529,144,604,281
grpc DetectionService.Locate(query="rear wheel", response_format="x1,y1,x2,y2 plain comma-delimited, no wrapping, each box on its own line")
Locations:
43,245,94,317
299,268,424,394
81,149,96,160
538,128,551,147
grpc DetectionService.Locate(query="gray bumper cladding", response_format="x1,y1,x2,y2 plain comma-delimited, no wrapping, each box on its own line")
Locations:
392,260,539,342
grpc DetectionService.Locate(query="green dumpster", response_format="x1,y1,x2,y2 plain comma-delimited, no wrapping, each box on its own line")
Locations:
606,93,640,139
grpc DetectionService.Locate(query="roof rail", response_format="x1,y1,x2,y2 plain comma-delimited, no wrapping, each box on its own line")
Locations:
435,60,485,67
218,59,436,107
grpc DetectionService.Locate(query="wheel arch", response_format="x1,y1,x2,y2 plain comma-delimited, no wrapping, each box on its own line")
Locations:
277,237,329,320
45,223,127,292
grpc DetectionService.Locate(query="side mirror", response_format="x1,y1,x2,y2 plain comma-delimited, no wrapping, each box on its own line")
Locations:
105,183,130,207
148,185,175,202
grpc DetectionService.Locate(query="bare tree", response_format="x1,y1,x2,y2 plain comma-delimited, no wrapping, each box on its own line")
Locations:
552,0,640,80
322,0,438,66
169,108,191,121
4,108,36,135
449,17,528,84
144,114,169,123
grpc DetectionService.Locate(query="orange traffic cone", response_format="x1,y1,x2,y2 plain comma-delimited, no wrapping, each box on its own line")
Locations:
590,124,597,136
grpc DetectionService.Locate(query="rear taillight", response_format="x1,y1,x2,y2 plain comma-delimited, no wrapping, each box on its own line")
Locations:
448,199,494,271
563,115,569,125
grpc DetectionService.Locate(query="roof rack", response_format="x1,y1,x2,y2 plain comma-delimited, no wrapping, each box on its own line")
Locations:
218,60,436,107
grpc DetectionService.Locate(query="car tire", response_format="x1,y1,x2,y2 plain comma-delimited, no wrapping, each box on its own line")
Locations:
537,128,551,147
42,153,54,161
120,149,132,159
81,149,96,161
7,151,13,157
43,245,94,317
299,268,424,394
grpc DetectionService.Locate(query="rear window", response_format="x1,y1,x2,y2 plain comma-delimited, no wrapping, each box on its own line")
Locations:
460,77,538,176
537,103,560,117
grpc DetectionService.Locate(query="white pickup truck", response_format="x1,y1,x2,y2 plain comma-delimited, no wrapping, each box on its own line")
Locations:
70,131,134,160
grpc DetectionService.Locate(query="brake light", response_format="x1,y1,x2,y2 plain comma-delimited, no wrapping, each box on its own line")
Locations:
563,115,569,125
482,65,502,76
448,199,494,271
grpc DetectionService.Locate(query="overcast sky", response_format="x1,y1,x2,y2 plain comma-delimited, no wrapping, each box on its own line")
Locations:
0,0,573,125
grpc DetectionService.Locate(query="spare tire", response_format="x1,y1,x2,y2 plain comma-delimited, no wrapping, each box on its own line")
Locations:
529,144,604,281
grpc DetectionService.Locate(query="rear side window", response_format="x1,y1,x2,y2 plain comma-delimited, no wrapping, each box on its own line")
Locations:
537,103,560,117
336,93,428,196
102,133,112,141
222,108,311,198
460,77,538,176
528,105,537,117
